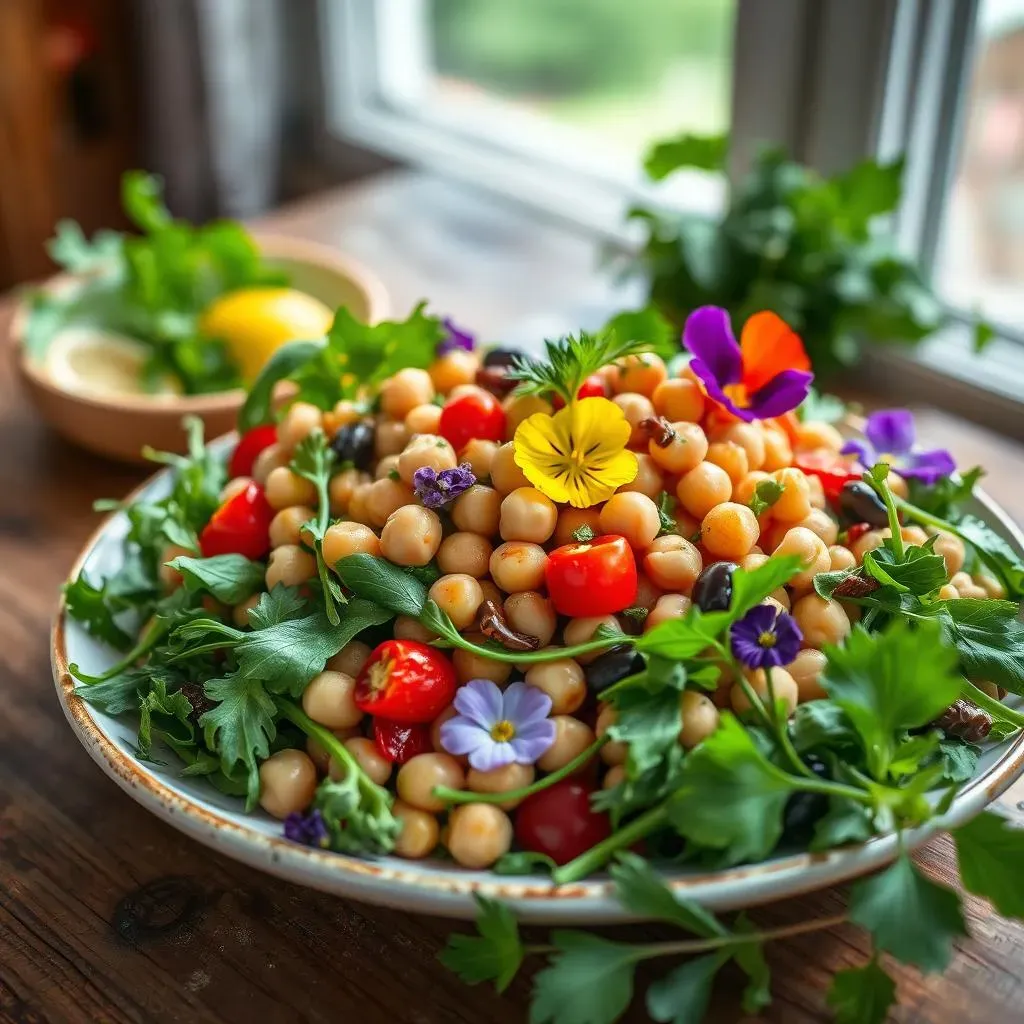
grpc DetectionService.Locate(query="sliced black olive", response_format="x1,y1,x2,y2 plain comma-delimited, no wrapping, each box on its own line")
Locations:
482,347,524,369
839,481,888,528
330,420,375,471
585,645,646,694
691,561,738,613
780,758,830,841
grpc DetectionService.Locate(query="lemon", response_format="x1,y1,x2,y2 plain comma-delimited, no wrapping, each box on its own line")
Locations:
43,327,180,398
199,287,334,382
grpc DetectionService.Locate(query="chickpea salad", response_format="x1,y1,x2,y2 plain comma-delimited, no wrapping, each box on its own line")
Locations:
66,302,1024,1024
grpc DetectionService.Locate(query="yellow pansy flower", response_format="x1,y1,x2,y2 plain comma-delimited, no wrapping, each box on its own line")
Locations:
512,397,638,508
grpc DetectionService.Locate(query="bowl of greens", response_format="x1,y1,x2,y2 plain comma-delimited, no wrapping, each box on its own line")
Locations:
11,171,389,462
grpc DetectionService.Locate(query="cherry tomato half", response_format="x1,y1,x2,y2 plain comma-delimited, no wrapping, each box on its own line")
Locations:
373,718,433,764
229,424,278,479
199,481,274,559
794,451,861,505
515,780,611,865
439,391,506,451
545,534,638,618
552,373,607,410
354,640,457,723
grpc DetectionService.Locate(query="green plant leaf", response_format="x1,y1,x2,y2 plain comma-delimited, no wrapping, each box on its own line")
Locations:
248,584,307,629
938,738,980,783
733,912,772,1013
643,132,727,180
748,478,785,517
239,339,326,430
952,515,1024,599
646,953,727,1024
169,554,266,604
335,553,428,617
863,543,946,596
47,219,123,272
64,573,134,651
954,811,1024,919
826,958,897,1024
938,599,1024,695
438,896,525,992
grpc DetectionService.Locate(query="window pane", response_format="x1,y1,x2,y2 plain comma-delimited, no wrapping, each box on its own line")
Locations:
424,0,736,179
935,0,1024,329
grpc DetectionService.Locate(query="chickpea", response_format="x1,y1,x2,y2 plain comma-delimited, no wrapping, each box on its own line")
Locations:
651,377,705,423
773,527,830,590
600,492,661,550
365,478,416,528
232,593,260,629
595,704,628,764
302,670,363,729
563,615,619,663
452,484,502,536
938,583,959,601
479,580,504,609
490,442,531,494
537,716,596,773
611,353,667,397
553,507,603,546
397,435,458,485
732,667,799,717
396,753,465,812
524,659,586,715
705,441,749,486
618,453,665,500
448,383,490,403
715,423,765,471
504,395,552,440
792,593,851,648
613,392,656,448
394,614,438,642
431,705,460,753
380,505,443,566
461,438,498,480
466,763,534,810
436,532,492,578
158,543,194,590
649,421,709,475
322,521,381,568
758,520,790,554
277,402,323,453
266,545,316,589
634,572,663,612
932,530,966,575
888,472,909,499
392,800,440,859
679,690,721,748
771,468,813,523
447,804,513,869
326,640,372,677
733,470,771,507
504,591,557,646
375,420,409,460
643,535,702,593
330,737,392,786
251,443,290,486
405,403,443,436
645,594,692,631
347,484,374,526
489,541,548,593
701,502,760,560
328,468,371,515
454,639,513,686
381,368,434,420
851,529,889,563
795,508,839,547
258,749,318,819
795,420,844,452
806,474,826,510
221,475,253,504
789,649,828,702
265,467,318,511
322,399,361,436
761,427,793,472
307,730,358,774
429,574,484,630
676,461,733,520
828,544,857,573
269,505,315,549
979,573,1006,599
430,349,478,393
603,764,627,790
500,487,558,544
974,679,1002,699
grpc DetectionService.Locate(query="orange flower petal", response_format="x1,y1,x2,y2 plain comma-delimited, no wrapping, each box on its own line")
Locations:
739,312,810,394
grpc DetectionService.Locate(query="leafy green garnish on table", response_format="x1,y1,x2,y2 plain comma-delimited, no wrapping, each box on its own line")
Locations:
826,957,896,1024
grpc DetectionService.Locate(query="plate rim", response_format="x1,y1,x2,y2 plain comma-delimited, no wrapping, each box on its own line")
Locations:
51,451,1024,923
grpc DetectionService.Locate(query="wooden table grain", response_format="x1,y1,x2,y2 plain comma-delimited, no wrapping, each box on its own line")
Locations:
2,172,1024,1024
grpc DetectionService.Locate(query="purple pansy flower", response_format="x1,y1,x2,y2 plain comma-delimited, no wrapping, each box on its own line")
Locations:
840,409,955,484
682,305,814,421
730,605,803,670
283,808,330,848
413,462,477,508
439,679,556,772
437,317,476,356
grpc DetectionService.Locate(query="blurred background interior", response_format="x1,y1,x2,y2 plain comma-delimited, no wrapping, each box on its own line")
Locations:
3,0,1024,432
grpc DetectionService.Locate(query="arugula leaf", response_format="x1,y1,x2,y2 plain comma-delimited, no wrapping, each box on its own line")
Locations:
788,701,860,756
438,897,524,992
848,853,966,972
954,811,1024,919
248,584,307,629
863,542,946,596
938,738,980,783
64,573,134,651
646,953,726,1024
666,715,796,865
335,553,427,617
810,797,875,851
137,678,194,760
530,933,637,1024
655,491,677,535
239,339,326,430
938,599,1024,695
748,478,785,517
74,665,153,715
826,958,897,1024
169,554,266,604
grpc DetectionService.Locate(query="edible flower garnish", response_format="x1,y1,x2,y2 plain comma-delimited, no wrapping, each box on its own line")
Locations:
413,463,477,508
283,808,330,848
730,605,803,669
513,397,637,507
437,317,475,356
440,679,556,771
683,305,813,421
841,409,956,484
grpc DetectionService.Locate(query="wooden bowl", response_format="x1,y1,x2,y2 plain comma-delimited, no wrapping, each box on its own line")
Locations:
9,234,390,462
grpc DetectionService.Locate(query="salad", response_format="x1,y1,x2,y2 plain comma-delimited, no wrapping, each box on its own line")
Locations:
66,301,1024,1023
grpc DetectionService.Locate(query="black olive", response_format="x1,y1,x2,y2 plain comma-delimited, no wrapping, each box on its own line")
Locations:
839,481,889,528
780,758,830,841
482,347,524,369
330,420,375,470
691,561,738,612
585,646,646,694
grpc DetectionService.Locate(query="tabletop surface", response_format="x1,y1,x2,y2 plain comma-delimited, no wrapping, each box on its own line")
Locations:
3,171,1024,1024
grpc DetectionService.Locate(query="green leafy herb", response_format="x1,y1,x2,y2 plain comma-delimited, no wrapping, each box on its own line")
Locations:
748,478,785,517
906,466,983,521
954,811,1024,919
335,553,427,617
438,896,525,992
643,132,727,179
826,958,897,1024
797,388,847,424
645,954,727,1024
169,554,266,604
600,306,677,359
611,854,726,937
63,573,134,651
491,851,559,876
861,541,946,595
938,599,1024,695
656,491,678,535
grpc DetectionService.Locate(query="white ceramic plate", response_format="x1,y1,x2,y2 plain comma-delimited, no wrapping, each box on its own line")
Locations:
52,439,1024,923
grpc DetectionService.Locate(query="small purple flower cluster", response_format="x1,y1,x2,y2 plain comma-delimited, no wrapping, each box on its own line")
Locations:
437,317,475,357
413,463,477,508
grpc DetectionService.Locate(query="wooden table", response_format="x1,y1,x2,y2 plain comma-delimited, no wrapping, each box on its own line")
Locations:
3,172,1024,1023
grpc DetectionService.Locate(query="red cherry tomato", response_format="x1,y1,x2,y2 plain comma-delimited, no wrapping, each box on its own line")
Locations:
794,451,861,504
439,391,506,451
846,522,873,545
199,482,274,559
354,640,457,723
545,534,638,618
515,780,611,865
229,424,278,479
373,719,433,764
552,373,607,410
